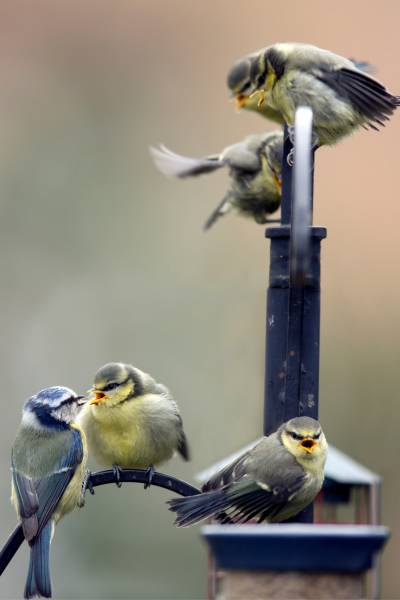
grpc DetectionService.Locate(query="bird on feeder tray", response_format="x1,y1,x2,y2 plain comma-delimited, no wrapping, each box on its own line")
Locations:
168,416,327,526
229,43,399,146
11,387,88,599
79,362,190,487
150,130,283,229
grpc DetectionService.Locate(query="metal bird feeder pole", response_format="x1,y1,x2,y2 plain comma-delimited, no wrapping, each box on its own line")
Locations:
264,110,327,522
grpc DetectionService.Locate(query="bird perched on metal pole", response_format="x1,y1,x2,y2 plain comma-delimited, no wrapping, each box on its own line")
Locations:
11,387,87,599
228,43,398,146
168,417,326,527
79,362,190,487
150,130,283,229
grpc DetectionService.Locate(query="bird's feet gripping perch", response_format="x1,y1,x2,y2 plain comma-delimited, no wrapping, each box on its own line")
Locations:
113,464,123,488
144,464,155,489
78,469,95,507
287,126,320,166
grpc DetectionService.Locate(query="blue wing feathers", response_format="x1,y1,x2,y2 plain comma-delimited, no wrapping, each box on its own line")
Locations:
14,428,84,542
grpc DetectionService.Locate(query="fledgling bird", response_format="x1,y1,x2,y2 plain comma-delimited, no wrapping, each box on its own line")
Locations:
150,130,283,229
11,387,87,599
79,363,189,484
168,416,327,527
227,52,371,124
229,43,398,145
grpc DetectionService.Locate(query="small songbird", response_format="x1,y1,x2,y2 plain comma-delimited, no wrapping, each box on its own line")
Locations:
11,387,87,599
151,130,283,229
229,43,398,145
79,363,189,484
227,52,371,123
168,416,327,527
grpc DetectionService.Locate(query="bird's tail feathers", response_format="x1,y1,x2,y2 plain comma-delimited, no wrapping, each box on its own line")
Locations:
150,145,223,178
203,193,233,230
24,522,52,599
168,489,231,527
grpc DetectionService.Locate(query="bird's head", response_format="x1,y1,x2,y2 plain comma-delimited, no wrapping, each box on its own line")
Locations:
24,386,86,429
280,417,327,464
227,52,285,123
89,362,143,408
227,54,261,112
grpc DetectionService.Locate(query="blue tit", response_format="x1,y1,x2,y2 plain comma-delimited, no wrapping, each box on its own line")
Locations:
168,417,327,526
227,51,370,121
11,386,87,599
79,363,190,479
235,42,399,146
151,130,283,229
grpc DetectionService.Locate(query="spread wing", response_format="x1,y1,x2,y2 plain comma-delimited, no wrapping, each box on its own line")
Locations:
12,428,83,543
150,145,223,178
168,475,306,527
315,67,400,129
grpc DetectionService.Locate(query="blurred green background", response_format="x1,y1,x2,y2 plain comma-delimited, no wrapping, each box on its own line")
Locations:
0,1,399,598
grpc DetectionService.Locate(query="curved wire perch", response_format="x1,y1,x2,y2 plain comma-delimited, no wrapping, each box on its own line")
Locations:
290,106,314,287
0,468,199,577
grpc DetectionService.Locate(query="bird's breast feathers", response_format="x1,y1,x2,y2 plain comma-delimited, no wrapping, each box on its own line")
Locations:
82,394,181,468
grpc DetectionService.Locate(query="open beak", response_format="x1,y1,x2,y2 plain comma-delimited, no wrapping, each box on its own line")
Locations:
235,94,247,111
89,390,107,405
300,438,317,453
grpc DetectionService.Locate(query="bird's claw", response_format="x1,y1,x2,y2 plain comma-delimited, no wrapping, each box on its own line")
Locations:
113,464,123,488
144,464,155,489
79,469,94,507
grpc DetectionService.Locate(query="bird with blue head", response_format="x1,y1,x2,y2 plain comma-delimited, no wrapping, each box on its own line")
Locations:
11,386,87,599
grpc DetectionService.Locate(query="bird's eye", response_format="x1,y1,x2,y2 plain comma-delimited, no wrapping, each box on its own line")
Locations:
239,81,251,94
104,382,119,392
289,431,303,441
313,432,321,440
256,74,266,88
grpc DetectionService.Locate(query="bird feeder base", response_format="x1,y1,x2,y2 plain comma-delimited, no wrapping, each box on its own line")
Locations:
202,524,389,600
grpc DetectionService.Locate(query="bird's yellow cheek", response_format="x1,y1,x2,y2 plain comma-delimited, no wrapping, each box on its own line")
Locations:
273,173,282,193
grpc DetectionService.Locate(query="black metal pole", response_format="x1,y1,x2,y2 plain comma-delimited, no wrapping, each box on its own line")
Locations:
263,116,326,522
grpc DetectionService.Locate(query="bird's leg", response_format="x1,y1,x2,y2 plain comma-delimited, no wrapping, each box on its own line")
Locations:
311,130,320,152
287,126,320,164
112,464,123,488
144,464,155,489
78,469,94,507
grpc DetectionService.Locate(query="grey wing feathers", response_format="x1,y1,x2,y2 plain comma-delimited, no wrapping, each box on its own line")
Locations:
150,144,224,178
316,68,399,129
168,475,305,527
175,411,190,461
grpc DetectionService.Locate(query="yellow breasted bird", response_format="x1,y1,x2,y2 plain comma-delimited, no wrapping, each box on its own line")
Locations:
79,363,189,485
151,130,283,229
168,416,326,526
